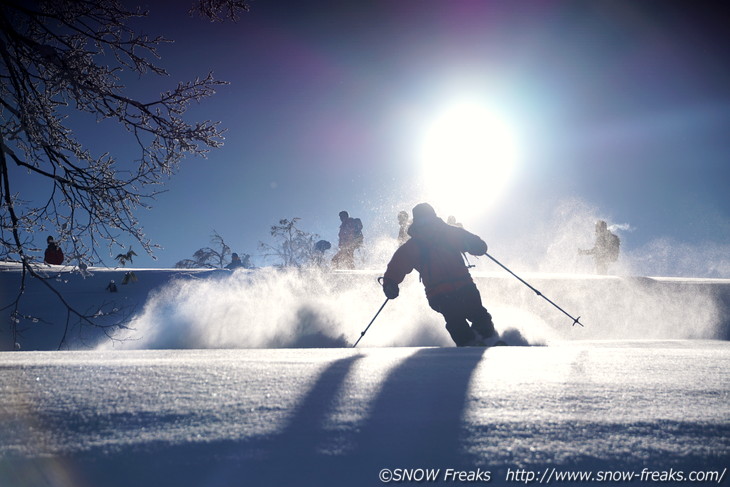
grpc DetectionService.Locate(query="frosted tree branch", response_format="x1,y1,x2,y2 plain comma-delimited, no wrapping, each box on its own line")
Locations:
0,0,249,347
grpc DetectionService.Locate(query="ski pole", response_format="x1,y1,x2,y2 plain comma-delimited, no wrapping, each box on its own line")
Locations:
485,252,585,327
353,297,389,347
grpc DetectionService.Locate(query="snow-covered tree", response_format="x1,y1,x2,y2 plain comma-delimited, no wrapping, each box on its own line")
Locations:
0,0,249,346
175,231,251,269
259,218,321,268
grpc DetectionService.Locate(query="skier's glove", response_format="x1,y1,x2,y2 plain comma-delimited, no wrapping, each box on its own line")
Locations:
382,278,399,300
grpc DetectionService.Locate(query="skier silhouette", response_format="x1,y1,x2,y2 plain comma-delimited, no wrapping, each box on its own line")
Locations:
579,220,620,274
332,211,363,269
381,203,500,347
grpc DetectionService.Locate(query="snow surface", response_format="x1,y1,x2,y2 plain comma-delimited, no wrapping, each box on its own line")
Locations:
1,262,729,486
0,344,728,486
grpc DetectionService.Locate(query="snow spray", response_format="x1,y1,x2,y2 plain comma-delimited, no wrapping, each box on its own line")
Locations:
95,196,729,350
97,265,458,350
462,197,729,341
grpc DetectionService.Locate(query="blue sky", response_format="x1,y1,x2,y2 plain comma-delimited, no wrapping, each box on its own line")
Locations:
20,1,730,272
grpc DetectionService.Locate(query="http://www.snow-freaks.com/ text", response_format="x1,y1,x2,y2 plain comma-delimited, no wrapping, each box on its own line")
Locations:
377,466,727,484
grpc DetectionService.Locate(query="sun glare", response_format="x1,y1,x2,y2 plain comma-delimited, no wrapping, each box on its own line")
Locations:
418,100,521,222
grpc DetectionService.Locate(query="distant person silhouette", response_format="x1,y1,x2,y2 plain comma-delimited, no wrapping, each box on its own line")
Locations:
381,203,500,347
226,253,246,270
397,210,410,246
579,220,620,274
447,215,463,228
44,236,64,265
332,211,363,269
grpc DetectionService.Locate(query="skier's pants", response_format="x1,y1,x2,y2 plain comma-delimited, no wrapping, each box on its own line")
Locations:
427,283,495,346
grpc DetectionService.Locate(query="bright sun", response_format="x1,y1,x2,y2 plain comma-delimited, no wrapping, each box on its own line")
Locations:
417,100,521,222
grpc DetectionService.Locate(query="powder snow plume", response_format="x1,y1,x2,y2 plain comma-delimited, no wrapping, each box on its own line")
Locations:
94,215,729,351
96,265,558,350
98,267,447,350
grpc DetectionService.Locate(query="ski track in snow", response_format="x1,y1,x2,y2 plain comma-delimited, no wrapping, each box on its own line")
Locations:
0,342,728,487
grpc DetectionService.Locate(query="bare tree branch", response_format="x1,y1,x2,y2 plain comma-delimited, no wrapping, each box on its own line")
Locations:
0,0,249,348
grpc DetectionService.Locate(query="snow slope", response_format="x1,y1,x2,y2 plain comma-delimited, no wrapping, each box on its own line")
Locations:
0,343,727,487
1,263,728,486
1,262,729,351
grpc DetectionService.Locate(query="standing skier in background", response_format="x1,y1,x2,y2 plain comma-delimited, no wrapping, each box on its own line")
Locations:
579,220,620,274
332,210,363,269
381,203,500,347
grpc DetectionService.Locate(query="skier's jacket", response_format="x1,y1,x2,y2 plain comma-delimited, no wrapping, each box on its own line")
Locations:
44,243,64,265
384,215,487,299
